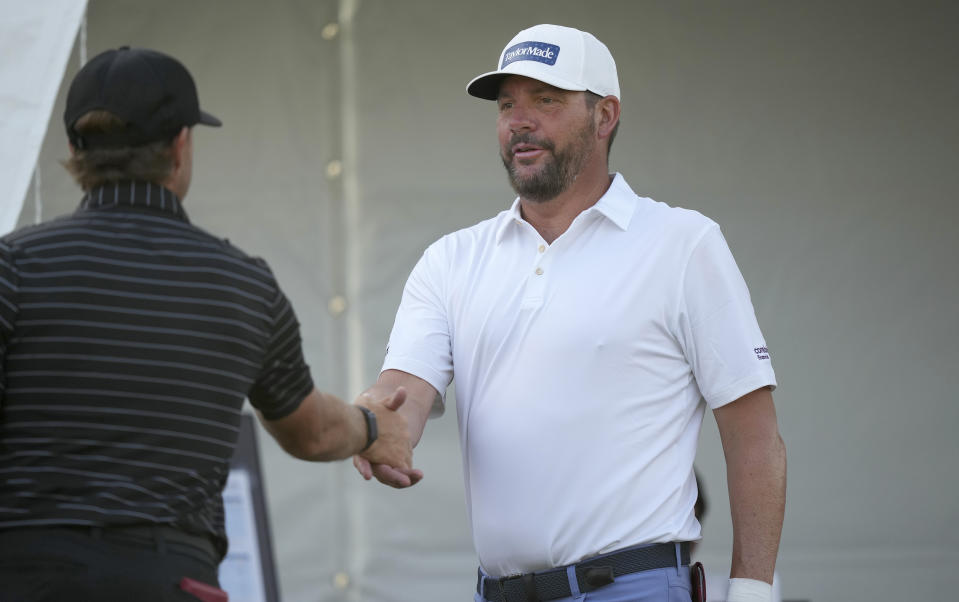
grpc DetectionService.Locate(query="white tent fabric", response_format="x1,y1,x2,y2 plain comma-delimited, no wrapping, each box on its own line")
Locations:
0,0,86,233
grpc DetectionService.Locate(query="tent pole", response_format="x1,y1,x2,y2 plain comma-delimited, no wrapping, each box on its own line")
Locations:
338,3,365,600
33,167,42,224
79,10,87,66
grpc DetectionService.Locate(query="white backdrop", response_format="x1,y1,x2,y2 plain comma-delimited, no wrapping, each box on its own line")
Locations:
0,0,86,232
9,1,959,601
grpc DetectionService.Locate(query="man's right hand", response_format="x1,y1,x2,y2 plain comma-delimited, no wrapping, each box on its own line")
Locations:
351,370,437,488
355,387,417,474
353,454,424,488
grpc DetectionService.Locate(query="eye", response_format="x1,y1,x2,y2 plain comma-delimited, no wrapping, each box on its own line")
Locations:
540,96,555,105
498,101,513,111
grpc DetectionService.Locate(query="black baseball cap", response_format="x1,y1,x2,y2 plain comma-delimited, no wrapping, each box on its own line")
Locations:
64,46,221,150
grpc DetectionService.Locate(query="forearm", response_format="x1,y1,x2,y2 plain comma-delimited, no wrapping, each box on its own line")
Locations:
727,429,786,583
260,389,369,462
351,370,436,488
300,393,368,461
359,369,435,448
713,387,787,587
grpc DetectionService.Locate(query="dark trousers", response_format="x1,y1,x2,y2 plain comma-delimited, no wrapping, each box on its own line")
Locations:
0,526,221,602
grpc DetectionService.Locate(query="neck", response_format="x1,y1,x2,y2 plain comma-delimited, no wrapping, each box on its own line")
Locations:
520,168,614,244
161,176,187,201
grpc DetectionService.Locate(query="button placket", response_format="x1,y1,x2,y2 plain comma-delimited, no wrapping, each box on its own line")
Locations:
523,239,550,307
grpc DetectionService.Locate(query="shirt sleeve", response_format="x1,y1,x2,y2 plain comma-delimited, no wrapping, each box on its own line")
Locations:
677,225,777,409
247,275,315,420
381,242,454,410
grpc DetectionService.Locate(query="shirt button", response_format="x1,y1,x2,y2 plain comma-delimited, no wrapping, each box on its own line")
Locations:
535,267,544,275
538,244,546,253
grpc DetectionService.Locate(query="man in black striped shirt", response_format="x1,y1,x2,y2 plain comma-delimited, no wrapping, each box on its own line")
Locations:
0,47,413,601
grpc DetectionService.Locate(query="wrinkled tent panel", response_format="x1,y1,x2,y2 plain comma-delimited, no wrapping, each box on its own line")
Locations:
0,0,86,233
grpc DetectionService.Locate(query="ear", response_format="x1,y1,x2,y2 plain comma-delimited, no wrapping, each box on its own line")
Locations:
68,143,77,157
595,95,621,142
170,127,190,168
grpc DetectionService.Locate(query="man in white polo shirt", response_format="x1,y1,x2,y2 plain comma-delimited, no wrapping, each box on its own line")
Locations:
354,24,786,602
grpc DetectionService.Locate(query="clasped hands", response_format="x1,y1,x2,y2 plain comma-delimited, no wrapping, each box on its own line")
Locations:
353,387,424,488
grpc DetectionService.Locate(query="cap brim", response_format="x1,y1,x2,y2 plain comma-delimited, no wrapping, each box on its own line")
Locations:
466,72,510,100
466,67,587,101
198,110,222,127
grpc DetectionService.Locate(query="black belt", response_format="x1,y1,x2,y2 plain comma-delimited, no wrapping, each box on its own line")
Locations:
67,524,218,562
477,542,689,602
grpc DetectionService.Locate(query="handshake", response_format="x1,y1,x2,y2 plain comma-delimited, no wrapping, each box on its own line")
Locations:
351,386,424,489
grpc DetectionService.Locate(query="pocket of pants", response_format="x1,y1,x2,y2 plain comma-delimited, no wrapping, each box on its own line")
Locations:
667,566,693,602
0,558,85,602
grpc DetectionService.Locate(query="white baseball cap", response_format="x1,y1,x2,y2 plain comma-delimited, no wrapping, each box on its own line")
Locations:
467,24,620,101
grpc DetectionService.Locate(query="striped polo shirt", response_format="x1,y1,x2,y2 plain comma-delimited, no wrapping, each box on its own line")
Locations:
0,180,314,559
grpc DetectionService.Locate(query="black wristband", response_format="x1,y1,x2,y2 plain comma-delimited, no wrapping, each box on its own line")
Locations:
358,406,377,452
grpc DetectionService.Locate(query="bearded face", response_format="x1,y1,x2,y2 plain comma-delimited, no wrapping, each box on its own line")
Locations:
500,110,596,203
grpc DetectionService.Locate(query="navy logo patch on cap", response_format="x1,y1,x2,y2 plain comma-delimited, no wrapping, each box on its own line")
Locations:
501,41,560,68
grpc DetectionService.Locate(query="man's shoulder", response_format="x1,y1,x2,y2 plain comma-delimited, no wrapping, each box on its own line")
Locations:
2,211,276,283
604,175,719,240
426,209,511,254
630,186,714,224
187,224,262,263
182,225,276,281
633,195,719,241
1,213,79,248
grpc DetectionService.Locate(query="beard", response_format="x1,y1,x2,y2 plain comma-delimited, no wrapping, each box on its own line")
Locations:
500,117,596,203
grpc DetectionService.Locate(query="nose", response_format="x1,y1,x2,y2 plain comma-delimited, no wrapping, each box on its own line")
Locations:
507,103,536,134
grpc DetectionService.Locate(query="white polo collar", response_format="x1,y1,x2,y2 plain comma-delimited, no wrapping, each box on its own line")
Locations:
494,173,637,244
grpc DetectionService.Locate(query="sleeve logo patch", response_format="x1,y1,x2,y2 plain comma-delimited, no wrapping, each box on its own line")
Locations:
754,346,770,360
501,41,560,68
